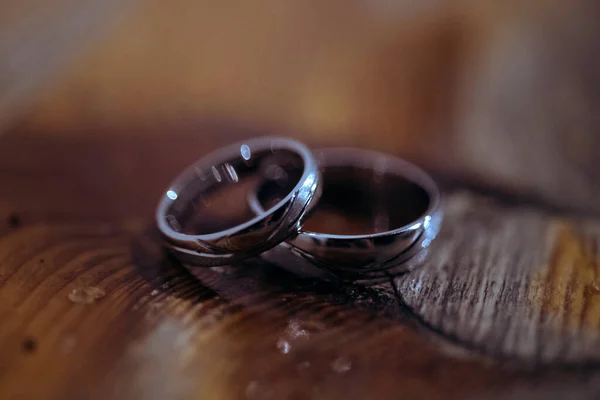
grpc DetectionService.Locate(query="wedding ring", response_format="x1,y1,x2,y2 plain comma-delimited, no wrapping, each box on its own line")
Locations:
248,147,442,279
156,137,320,266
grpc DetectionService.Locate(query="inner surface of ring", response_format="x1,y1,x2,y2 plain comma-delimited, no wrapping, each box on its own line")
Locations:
257,164,430,236
167,148,303,235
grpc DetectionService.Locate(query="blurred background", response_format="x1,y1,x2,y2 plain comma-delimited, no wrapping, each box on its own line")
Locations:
1,0,599,212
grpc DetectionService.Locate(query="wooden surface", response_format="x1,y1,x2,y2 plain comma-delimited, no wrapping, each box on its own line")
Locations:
1,126,600,399
396,193,600,365
0,0,134,130
9,0,600,213
2,0,600,398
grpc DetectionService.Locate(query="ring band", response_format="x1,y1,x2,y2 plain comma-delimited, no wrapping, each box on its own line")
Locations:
156,137,320,266
248,147,442,279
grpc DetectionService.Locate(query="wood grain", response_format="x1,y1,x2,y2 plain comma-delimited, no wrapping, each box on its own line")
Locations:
395,191,600,366
1,127,600,398
1,1,600,396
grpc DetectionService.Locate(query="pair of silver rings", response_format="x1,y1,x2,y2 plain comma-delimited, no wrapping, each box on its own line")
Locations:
156,137,442,280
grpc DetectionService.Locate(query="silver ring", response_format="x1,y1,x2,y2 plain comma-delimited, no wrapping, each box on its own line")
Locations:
248,147,442,279
156,137,320,266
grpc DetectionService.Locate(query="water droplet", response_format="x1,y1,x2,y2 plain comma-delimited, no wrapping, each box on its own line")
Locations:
409,279,422,293
592,282,600,293
68,287,105,304
330,356,352,374
245,381,272,399
276,338,291,354
150,289,160,296
287,320,309,340
286,319,325,340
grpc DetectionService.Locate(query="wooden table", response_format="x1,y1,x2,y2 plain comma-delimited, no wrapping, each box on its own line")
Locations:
1,122,600,399
1,0,600,398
